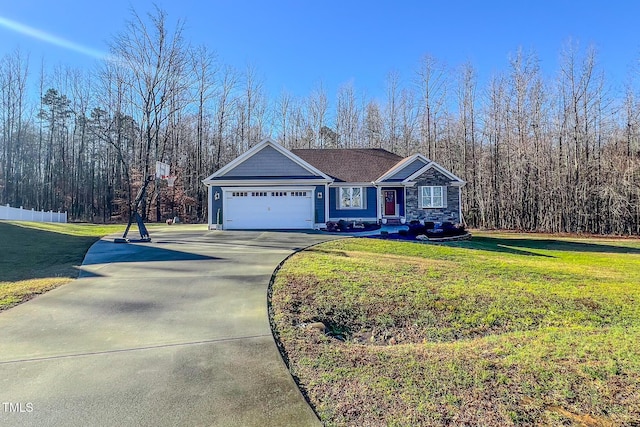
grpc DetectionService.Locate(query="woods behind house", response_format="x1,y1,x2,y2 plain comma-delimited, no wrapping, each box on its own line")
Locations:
1,8,639,234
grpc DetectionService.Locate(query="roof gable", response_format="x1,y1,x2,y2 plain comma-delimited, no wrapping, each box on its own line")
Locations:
203,139,332,183
405,161,465,185
292,148,403,182
223,145,311,177
376,154,430,182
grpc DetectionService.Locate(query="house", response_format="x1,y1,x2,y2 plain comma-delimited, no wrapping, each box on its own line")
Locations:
202,139,465,230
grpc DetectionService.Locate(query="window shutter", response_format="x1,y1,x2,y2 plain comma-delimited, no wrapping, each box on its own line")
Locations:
442,186,448,208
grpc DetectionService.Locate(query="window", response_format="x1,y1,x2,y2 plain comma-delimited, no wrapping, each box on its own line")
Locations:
420,186,445,208
271,191,287,197
291,191,307,197
339,187,363,209
232,191,248,197
251,191,267,197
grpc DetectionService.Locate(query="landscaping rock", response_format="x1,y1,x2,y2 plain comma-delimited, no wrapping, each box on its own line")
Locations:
304,322,327,333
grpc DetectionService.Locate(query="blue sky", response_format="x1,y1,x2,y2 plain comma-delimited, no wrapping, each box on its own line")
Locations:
1,1,639,101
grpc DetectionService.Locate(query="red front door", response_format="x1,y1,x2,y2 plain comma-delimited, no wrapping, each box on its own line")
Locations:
383,190,396,216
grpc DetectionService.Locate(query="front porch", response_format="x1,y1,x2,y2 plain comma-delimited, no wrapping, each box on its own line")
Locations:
377,186,405,222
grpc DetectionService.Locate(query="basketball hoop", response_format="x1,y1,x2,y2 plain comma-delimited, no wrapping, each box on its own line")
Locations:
155,161,170,179
166,176,177,187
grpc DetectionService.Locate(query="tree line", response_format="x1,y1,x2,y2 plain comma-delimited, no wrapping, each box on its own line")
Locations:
1,8,639,234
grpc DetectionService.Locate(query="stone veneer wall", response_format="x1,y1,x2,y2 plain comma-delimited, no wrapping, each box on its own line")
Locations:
405,168,461,223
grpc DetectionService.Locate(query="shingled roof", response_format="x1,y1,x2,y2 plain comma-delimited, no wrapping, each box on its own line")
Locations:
291,148,403,182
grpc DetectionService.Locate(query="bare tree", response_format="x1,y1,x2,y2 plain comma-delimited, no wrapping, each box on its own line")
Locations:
237,64,267,150
274,90,292,147
456,62,479,223
364,100,384,148
384,70,401,153
212,65,238,168
190,45,218,221
398,88,418,156
110,6,191,220
307,82,328,148
91,59,137,220
556,42,601,232
416,54,448,158
335,82,360,148
0,48,29,206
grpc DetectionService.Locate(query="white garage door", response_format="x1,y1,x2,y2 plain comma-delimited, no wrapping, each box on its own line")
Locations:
224,188,314,230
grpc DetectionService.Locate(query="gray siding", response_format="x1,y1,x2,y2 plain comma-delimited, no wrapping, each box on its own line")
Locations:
384,157,427,181
406,168,461,223
210,186,223,225
315,185,325,223
223,145,315,177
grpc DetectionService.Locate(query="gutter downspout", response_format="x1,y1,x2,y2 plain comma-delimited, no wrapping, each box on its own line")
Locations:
373,181,382,223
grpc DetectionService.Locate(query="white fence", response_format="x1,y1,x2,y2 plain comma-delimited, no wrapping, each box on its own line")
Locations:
0,204,67,223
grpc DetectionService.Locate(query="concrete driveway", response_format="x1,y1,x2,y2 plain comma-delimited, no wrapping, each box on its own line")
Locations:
0,226,338,426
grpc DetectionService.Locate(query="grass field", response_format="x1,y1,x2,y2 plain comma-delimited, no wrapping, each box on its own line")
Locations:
271,232,640,426
0,221,126,311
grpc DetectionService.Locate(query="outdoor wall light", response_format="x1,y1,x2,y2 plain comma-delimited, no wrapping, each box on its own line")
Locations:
214,192,220,200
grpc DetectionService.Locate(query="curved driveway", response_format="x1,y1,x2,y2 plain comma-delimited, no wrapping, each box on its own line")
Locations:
0,226,337,426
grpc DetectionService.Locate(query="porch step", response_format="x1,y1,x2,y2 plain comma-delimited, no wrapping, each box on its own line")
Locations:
382,218,404,226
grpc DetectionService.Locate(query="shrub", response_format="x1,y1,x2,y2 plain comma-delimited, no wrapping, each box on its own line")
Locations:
427,222,467,238
408,223,425,236
451,223,467,236
325,221,338,232
441,222,455,232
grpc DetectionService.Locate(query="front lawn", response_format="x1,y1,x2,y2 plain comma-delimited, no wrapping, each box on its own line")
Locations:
270,232,640,426
0,221,126,311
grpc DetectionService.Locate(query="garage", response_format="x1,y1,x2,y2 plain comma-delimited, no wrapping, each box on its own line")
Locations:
203,139,331,230
223,188,314,230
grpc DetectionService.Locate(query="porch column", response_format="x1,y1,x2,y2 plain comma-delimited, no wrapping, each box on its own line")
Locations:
403,186,407,219
376,186,382,221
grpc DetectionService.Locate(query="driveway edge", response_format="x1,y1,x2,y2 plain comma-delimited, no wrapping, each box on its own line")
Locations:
267,238,341,425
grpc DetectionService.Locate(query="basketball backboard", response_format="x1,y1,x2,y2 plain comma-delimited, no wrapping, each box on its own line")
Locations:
155,161,170,179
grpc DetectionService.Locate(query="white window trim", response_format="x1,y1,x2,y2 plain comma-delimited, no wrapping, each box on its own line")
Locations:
420,186,445,208
339,187,364,209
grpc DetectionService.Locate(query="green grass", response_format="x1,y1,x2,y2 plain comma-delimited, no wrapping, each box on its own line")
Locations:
0,221,126,310
271,232,640,426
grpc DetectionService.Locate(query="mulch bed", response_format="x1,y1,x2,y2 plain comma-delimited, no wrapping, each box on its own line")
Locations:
367,231,471,242
322,223,381,233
